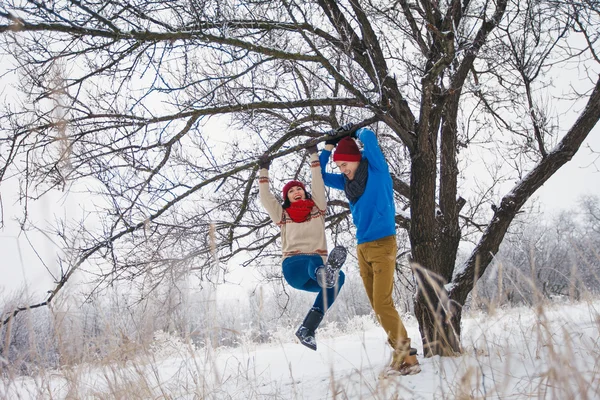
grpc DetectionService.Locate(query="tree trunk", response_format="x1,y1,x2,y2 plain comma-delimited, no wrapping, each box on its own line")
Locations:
409,66,464,355
409,111,461,355
413,91,465,357
410,156,463,354
412,260,462,357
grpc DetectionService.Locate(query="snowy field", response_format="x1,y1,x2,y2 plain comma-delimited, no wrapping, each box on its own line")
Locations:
2,300,599,399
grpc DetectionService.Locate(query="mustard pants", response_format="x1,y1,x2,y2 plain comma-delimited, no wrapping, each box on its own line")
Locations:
357,235,408,349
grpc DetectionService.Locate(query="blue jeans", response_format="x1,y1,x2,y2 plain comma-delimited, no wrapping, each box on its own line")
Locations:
282,254,345,314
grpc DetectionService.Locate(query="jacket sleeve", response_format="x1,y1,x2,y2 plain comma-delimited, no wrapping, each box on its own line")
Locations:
356,127,389,172
310,153,327,211
258,168,284,225
319,149,345,190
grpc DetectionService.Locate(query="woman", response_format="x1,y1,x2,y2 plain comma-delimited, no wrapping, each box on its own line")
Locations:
258,144,346,351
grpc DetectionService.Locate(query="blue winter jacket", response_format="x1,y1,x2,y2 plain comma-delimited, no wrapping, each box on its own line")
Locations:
319,128,396,244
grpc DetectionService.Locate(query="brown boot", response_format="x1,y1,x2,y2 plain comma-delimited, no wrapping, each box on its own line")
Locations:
390,348,421,375
385,340,421,376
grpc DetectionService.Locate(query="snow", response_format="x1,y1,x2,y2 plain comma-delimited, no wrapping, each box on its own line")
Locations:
2,301,599,399
396,208,411,222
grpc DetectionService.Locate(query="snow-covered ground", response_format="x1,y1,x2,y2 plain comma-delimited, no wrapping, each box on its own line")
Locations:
2,301,599,399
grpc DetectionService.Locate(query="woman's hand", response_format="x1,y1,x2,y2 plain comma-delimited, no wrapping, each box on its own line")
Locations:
258,154,271,170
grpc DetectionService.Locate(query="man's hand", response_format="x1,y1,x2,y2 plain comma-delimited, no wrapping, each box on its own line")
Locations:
324,123,355,146
338,123,354,133
325,136,344,146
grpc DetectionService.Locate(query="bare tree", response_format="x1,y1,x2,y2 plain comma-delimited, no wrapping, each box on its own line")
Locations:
473,195,600,309
1,0,599,356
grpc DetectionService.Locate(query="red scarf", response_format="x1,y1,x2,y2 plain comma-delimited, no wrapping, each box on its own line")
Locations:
286,199,316,223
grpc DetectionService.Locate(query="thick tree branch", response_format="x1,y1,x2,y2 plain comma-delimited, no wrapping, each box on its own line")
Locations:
398,0,429,54
449,75,600,304
450,0,508,90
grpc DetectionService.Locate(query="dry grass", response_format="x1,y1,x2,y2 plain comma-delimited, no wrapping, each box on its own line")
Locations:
2,255,600,399
1,297,598,399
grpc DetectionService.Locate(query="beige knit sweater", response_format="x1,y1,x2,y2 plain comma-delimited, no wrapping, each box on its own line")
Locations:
259,153,328,262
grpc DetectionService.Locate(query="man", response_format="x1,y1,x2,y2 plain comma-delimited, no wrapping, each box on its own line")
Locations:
319,126,421,376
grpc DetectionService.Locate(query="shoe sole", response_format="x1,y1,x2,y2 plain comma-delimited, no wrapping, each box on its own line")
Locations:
316,246,347,289
326,245,347,270
295,329,317,351
378,364,421,378
295,332,317,351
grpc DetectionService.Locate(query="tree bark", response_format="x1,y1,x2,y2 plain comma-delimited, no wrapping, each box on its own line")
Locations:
409,76,462,355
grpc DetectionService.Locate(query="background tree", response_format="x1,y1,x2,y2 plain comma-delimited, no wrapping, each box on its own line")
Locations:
1,0,599,356
472,195,600,308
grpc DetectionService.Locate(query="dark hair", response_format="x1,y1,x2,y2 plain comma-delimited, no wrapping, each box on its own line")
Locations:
282,189,312,209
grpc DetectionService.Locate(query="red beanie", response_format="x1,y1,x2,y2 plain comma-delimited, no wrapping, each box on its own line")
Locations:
333,137,362,162
282,180,305,199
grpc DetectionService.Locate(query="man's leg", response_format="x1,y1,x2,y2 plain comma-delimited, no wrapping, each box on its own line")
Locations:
360,236,408,349
357,243,375,309
360,237,420,375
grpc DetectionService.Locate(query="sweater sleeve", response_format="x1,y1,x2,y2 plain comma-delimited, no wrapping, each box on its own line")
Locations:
319,149,345,190
310,153,327,211
356,127,389,172
258,168,284,225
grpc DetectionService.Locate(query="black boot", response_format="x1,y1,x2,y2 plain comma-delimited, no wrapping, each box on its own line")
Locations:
295,307,324,351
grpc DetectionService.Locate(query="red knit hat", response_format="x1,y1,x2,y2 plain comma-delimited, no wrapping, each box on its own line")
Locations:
333,137,362,162
282,180,305,199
